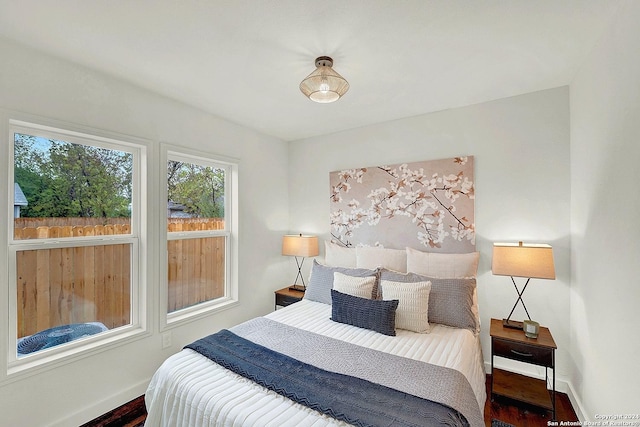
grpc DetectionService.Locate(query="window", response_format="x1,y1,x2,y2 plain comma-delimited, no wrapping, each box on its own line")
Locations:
164,147,237,324
8,120,145,367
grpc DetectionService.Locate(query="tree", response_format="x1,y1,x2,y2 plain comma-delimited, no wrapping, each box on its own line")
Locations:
167,160,224,218
13,134,132,218
14,166,61,217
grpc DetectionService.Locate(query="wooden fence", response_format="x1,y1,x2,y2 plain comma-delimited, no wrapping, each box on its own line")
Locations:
15,218,225,338
14,217,131,228
17,243,131,337
167,236,225,314
13,217,225,238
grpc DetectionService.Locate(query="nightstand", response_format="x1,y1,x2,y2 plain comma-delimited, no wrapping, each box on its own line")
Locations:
490,318,557,419
274,287,305,309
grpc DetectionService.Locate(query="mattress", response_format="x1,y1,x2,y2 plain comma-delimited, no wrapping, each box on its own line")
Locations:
145,299,486,426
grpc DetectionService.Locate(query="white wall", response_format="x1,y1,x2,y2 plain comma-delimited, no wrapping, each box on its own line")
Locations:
0,38,289,426
569,0,640,419
6,7,638,420
289,87,572,385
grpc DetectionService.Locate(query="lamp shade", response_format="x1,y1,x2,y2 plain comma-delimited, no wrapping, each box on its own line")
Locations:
299,56,349,103
492,242,555,279
282,234,319,257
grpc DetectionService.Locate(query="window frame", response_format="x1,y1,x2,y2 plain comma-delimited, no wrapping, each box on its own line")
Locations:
4,118,148,377
161,144,239,329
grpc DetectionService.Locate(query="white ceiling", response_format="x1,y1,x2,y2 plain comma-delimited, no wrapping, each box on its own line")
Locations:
0,1,621,141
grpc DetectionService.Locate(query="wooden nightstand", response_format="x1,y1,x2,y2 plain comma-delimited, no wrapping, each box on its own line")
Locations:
490,318,557,419
274,287,305,309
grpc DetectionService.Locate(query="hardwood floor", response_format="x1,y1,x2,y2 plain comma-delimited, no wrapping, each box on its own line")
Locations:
84,375,579,426
484,374,579,426
80,395,146,427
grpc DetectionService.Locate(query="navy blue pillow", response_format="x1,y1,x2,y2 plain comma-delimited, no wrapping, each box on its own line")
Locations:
330,289,399,336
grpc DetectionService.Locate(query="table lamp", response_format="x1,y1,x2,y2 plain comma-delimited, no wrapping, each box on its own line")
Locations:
492,241,555,330
282,234,319,291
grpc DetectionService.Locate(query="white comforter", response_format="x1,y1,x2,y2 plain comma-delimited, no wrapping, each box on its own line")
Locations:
145,299,487,427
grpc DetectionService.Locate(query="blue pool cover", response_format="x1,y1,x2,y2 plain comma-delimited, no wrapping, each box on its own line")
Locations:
17,322,108,355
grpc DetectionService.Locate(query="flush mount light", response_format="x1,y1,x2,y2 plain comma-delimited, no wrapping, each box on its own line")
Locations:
299,56,350,103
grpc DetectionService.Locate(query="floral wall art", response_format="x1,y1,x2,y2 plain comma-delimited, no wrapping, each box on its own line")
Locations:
329,156,475,252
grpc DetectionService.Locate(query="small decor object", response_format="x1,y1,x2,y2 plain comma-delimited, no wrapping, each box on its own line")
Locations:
492,241,555,329
523,319,540,338
282,234,319,291
300,56,349,103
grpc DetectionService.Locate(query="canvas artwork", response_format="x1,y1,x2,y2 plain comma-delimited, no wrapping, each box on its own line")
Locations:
329,156,475,252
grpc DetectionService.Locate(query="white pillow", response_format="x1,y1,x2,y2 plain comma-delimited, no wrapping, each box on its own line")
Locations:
333,272,376,299
405,247,479,278
356,246,407,273
380,279,431,333
325,241,357,268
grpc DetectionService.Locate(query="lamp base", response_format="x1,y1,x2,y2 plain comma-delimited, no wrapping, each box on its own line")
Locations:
502,319,524,329
288,285,306,292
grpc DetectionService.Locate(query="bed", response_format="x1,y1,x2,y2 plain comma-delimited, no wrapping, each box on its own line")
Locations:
145,245,487,427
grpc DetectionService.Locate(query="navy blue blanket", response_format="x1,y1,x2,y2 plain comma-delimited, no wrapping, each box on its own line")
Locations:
186,329,469,427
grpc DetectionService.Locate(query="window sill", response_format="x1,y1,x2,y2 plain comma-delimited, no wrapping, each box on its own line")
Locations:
4,325,150,384
164,297,239,330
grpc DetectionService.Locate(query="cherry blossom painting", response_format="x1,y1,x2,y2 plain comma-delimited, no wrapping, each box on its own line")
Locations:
329,156,475,252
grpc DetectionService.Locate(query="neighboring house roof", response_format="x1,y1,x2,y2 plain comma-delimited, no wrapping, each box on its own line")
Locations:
14,183,28,206
167,200,194,218
167,200,186,211
168,211,193,218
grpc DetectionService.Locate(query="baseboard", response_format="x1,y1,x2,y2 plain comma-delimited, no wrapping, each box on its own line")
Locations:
565,380,587,422
48,379,149,427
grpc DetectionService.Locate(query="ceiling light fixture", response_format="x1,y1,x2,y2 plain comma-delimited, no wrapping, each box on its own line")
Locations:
300,56,349,103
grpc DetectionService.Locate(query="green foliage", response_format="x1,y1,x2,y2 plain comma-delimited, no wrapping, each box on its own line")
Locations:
167,160,225,218
14,167,60,217
13,134,132,218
